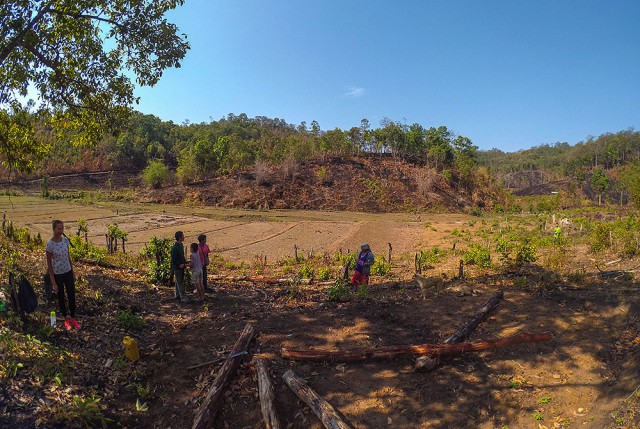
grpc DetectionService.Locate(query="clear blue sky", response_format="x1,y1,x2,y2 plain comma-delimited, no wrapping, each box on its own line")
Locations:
134,0,640,152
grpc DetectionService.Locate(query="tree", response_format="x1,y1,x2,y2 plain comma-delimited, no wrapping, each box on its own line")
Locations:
591,168,609,205
142,159,171,189
619,162,640,209
0,0,189,176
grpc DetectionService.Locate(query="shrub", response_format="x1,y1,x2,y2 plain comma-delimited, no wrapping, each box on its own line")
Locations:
515,241,537,266
69,235,107,263
141,236,172,285
254,160,271,185
327,279,352,301
317,267,331,280
298,264,314,279
370,258,391,276
117,309,145,331
418,246,448,270
334,251,356,268
176,148,200,184
141,160,171,189
463,244,491,267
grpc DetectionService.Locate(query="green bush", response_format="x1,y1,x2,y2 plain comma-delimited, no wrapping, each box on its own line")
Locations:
298,264,314,279
117,309,145,331
463,244,491,267
69,235,107,263
370,258,391,276
317,267,331,280
515,241,537,266
418,246,448,269
141,236,172,285
334,250,356,268
327,279,352,301
141,160,171,189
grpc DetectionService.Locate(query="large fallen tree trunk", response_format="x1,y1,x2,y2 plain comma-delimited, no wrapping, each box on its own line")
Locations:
209,274,314,285
192,323,255,429
282,332,551,363
283,369,354,429
256,359,281,429
415,290,504,371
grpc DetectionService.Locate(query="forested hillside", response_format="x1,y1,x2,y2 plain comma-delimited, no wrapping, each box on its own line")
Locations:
22,112,478,181
1,111,508,212
477,129,640,206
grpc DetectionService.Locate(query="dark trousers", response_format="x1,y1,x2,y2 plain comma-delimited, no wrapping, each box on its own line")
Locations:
174,269,185,300
54,270,76,318
202,266,208,290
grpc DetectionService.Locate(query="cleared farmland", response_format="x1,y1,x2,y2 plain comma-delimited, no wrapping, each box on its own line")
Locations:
1,196,472,262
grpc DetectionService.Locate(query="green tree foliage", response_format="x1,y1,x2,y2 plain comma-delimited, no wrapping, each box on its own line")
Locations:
0,0,189,174
619,162,640,208
141,159,171,189
591,168,609,205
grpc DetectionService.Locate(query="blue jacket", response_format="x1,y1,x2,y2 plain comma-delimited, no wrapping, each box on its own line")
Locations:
355,250,375,275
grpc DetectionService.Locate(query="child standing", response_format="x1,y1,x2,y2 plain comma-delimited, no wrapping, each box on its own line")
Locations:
45,220,80,330
189,243,205,301
197,234,211,292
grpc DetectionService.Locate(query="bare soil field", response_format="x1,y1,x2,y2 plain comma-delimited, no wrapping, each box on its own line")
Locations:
2,196,640,429
1,196,471,262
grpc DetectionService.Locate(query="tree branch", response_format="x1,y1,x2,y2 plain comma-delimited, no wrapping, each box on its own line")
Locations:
0,2,54,66
48,8,125,30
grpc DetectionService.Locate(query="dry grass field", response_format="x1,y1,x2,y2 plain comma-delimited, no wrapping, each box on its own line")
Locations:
1,196,474,263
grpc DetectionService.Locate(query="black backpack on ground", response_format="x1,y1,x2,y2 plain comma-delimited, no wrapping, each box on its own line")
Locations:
18,275,38,313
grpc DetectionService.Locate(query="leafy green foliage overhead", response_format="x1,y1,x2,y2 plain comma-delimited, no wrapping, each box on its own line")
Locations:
0,0,189,174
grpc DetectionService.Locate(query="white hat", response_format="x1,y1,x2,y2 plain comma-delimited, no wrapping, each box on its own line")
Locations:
361,243,370,250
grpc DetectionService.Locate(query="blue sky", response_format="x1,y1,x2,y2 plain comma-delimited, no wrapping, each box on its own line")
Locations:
134,1,640,152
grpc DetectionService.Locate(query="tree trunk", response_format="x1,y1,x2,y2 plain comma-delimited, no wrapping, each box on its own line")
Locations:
444,290,504,344
282,332,551,362
415,290,504,371
192,323,255,429
283,369,354,429
256,359,281,429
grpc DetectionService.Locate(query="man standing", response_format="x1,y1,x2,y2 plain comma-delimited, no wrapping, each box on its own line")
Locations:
171,231,188,302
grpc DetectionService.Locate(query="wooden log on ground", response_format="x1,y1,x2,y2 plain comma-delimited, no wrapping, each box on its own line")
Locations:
192,323,255,429
282,331,551,363
256,359,281,429
283,369,353,429
443,290,504,344
415,289,504,371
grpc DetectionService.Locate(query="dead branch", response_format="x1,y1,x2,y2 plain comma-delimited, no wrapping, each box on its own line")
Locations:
192,323,255,429
256,359,281,429
415,290,504,371
283,369,354,429
282,332,551,363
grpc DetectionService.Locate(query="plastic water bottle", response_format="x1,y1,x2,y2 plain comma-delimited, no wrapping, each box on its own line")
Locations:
50,311,56,327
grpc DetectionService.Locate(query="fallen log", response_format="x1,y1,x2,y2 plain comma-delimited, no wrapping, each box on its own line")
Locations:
415,289,504,371
209,274,313,285
256,359,281,429
282,332,551,363
283,369,354,429
192,323,255,429
444,289,504,344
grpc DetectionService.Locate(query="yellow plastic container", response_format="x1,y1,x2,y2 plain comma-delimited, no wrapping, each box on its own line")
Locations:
123,336,140,361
